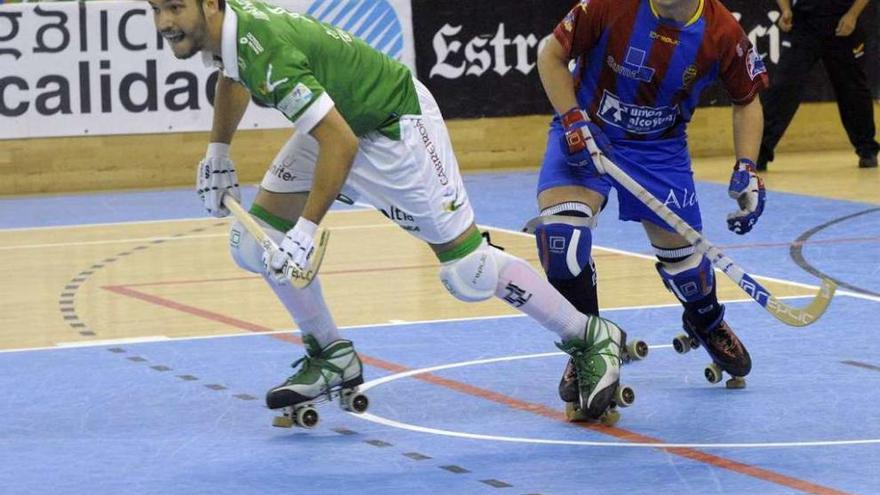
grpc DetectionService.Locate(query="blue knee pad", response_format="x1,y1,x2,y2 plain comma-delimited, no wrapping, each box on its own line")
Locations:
655,254,715,304
534,222,593,280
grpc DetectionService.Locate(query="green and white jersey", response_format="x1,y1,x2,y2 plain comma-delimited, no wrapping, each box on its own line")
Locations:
214,0,421,140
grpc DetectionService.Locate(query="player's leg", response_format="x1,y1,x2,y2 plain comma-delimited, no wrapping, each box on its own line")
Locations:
433,223,625,418
646,222,750,382
374,80,626,419
228,131,363,410
618,151,751,383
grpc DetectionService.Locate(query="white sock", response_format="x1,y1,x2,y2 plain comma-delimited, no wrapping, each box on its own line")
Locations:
492,250,587,341
264,275,342,348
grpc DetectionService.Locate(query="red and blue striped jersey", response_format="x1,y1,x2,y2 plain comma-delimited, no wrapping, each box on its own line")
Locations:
554,0,769,142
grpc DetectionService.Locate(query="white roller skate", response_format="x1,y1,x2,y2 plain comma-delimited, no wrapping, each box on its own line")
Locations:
556,316,634,426
266,335,368,428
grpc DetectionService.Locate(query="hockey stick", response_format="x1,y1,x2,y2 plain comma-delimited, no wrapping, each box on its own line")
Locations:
223,195,329,289
597,155,836,327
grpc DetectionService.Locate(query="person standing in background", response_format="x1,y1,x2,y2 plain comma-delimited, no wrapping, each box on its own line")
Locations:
758,0,879,169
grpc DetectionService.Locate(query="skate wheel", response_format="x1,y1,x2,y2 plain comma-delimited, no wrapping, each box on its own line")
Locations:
615,385,635,408
564,402,589,422
627,340,649,360
725,376,746,389
295,406,320,428
599,408,621,426
272,414,294,428
704,363,723,384
341,392,369,413
672,334,691,354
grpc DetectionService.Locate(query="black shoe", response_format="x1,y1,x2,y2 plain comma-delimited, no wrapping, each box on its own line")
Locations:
756,148,772,171
859,155,878,168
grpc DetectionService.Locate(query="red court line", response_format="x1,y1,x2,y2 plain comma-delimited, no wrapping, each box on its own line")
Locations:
102,283,850,495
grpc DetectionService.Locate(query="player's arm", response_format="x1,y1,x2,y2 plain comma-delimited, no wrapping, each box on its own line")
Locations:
300,108,359,225
196,75,249,218
210,75,251,144
731,97,763,162
537,36,579,115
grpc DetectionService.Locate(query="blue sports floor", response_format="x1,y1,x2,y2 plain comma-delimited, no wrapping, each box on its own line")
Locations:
1,170,878,494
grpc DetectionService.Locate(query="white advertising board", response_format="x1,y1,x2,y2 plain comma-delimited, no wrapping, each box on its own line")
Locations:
0,0,415,139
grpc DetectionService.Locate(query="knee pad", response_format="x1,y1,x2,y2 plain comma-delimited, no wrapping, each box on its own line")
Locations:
655,252,715,304
439,240,501,302
229,219,284,274
531,204,595,280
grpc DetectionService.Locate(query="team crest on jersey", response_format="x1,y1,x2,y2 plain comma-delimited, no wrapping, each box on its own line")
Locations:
746,46,767,80
597,90,678,134
563,0,591,31
277,83,313,119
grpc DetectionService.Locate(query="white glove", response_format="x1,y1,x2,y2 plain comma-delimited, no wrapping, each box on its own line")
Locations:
196,143,240,218
263,217,319,284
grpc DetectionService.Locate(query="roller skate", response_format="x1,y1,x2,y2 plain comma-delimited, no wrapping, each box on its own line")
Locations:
266,335,369,428
556,316,635,426
672,308,751,389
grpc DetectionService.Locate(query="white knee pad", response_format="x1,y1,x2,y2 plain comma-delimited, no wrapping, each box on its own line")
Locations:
229,219,284,273
439,241,505,302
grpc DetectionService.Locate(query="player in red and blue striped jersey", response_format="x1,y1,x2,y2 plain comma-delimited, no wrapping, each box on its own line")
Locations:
534,0,769,406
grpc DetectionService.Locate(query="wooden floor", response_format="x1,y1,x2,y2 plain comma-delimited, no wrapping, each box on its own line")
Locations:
4,147,872,351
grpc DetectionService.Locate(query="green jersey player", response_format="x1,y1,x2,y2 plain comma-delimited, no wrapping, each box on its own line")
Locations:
148,0,637,426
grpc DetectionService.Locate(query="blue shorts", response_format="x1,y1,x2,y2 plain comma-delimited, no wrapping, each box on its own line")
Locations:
537,119,703,233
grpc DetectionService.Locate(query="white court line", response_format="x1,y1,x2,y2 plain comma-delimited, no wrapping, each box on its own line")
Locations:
0,205,371,233
0,223,396,251
355,352,880,449
0,293,847,355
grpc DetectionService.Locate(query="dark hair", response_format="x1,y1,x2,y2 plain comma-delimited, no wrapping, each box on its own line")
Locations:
218,0,225,10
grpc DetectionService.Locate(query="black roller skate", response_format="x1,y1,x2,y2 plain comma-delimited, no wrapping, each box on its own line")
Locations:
673,307,751,389
556,316,638,426
266,335,368,428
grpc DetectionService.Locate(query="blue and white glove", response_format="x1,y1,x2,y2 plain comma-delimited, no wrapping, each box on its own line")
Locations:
263,217,318,284
726,158,766,235
196,143,240,218
559,107,613,175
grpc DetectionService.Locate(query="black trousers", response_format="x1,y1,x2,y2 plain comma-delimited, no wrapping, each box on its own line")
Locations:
760,13,880,161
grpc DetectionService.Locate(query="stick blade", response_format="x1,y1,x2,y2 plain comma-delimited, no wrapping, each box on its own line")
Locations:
767,278,837,327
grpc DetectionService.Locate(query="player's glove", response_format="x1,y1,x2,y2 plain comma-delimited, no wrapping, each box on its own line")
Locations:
726,158,766,235
559,107,613,175
196,143,240,218
263,217,318,284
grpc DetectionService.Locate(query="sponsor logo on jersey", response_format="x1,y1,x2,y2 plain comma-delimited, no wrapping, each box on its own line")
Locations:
745,46,766,80
650,30,679,46
606,47,655,82
268,162,297,182
276,83,313,119
261,63,289,95
597,90,678,135
379,205,420,231
239,32,264,55
306,0,404,61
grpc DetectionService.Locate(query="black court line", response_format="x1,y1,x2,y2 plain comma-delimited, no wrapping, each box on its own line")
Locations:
842,360,880,372
58,221,227,337
790,207,880,297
